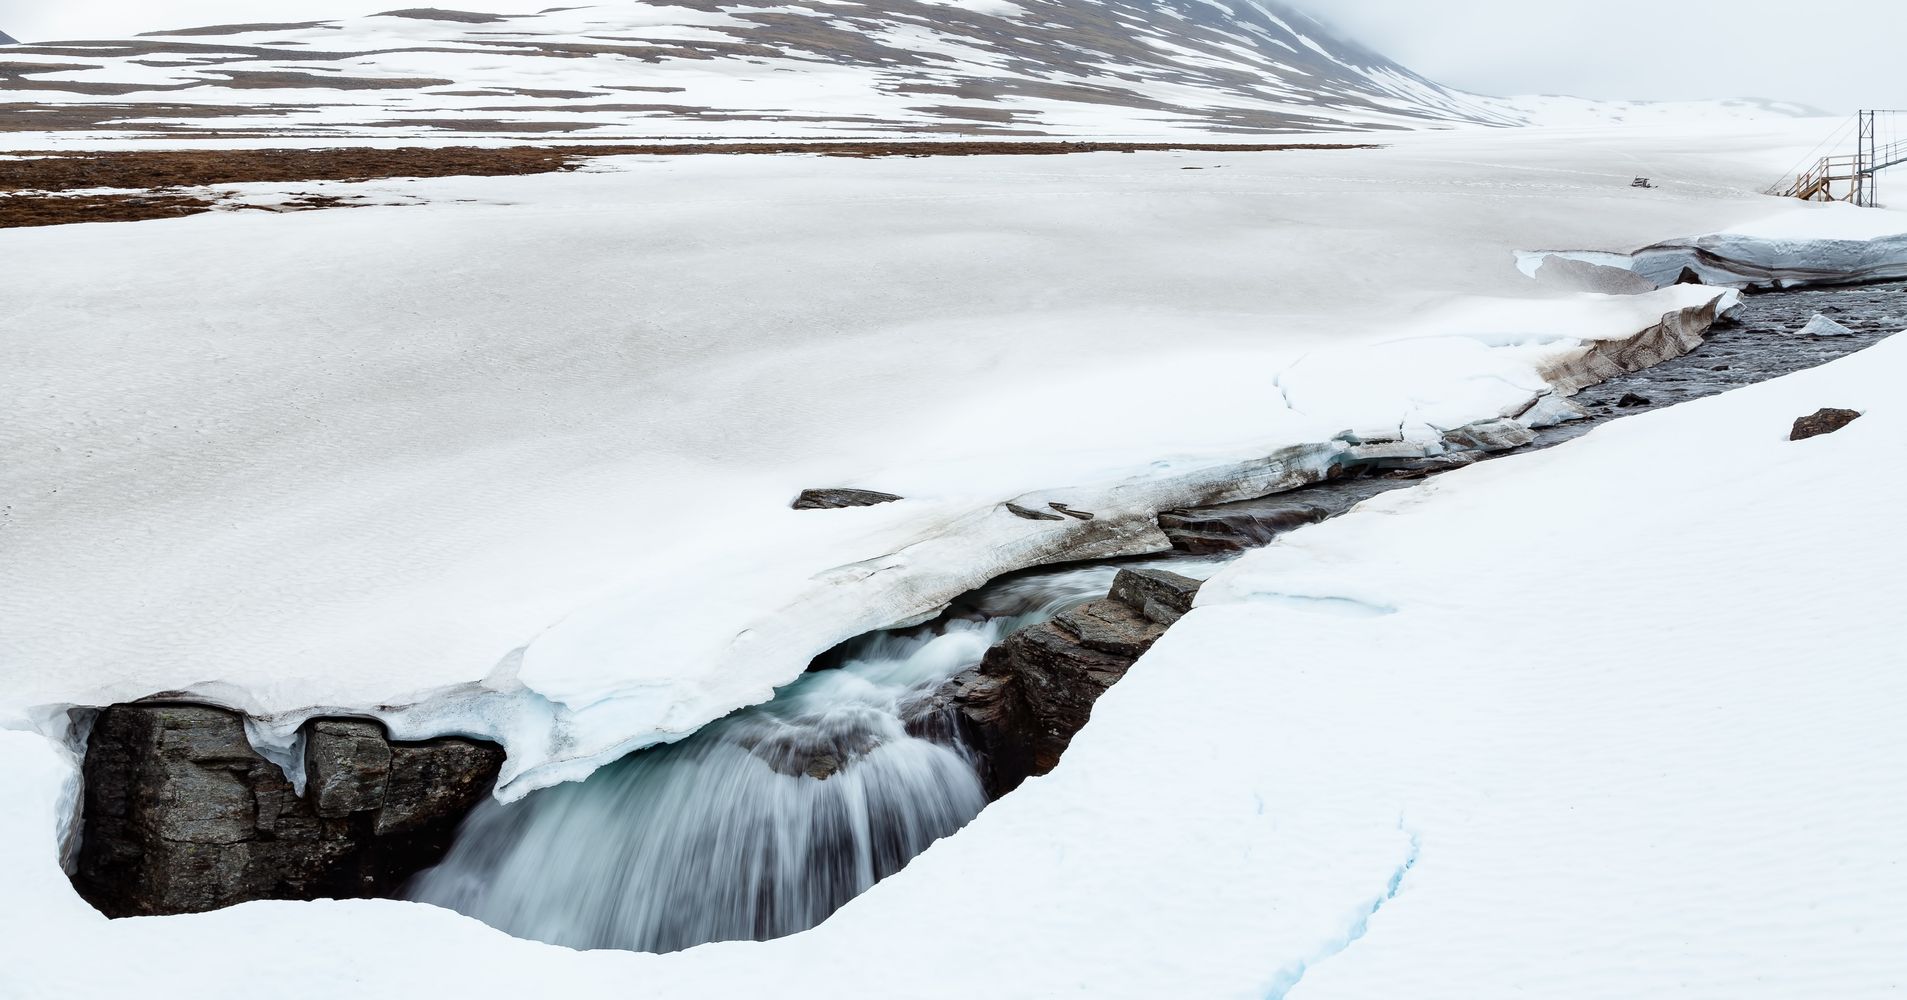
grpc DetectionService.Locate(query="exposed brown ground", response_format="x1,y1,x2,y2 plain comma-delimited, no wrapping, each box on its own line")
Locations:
0,140,1375,229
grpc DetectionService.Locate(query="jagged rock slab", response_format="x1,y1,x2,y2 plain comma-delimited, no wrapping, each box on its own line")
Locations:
792,488,903,510
910,568,1199,798
1108,567,1202,626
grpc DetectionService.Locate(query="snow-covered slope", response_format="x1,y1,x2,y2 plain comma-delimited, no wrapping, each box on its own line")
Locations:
0,1,1521,140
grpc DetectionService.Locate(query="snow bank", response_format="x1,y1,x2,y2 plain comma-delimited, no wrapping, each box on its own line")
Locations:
4,125,1802,798
2,246,1897,1000
1526,201,1907,290
0,110,1896,999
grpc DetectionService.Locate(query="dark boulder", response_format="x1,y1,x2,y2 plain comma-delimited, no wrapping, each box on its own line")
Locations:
74,704,504,917
791,488,903,510
910,568,1200,798
306,720,392,818
1790,407,1862,441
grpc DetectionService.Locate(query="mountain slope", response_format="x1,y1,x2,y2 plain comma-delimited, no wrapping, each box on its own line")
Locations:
0,1,1522,141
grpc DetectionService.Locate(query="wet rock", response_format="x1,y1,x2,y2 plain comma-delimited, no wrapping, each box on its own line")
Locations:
911,572,1201,798
74,703,504,917
1005,501,1065,521
791,488,903,510
306,720,391,818
1358,452,1479,475
742,726,884,781
1790,407,1862,441
1616,392,1652,408
378,739,511,836
1051,601,1162,657
1158,476,1412,554
1049,502,1095,520
1108,568,1202,626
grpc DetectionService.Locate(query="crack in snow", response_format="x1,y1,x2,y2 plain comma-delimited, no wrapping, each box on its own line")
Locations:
1264,823,1423,1000
1246,593,1398,617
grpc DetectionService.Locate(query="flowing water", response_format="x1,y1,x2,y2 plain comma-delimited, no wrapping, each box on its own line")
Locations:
407,562,1174,953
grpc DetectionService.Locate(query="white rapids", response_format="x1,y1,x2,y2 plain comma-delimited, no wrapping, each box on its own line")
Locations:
406,562,1175,953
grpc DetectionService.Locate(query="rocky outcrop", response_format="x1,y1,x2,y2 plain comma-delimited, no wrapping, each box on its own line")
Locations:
792,488,904,510
909,568,1200,798
1791,407,1862,441
73,703,503,917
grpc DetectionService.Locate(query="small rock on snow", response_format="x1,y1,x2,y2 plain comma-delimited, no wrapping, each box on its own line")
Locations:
1790,407,1862,441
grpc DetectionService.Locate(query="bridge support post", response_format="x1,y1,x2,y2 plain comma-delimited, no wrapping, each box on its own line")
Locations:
1858,110,1877,208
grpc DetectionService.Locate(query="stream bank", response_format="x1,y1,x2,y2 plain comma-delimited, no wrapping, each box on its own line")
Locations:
1159,282,1900,553
65,279,1899,938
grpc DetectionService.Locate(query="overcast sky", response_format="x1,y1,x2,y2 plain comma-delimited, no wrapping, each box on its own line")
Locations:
1,0,1900,112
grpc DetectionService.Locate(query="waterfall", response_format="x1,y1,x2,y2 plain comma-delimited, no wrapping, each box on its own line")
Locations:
407,563,1136,953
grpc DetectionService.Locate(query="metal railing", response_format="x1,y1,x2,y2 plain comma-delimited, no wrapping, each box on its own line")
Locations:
1771,111,1907,206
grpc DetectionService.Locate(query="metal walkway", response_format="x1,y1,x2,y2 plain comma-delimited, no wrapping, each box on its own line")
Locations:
1775,110,1907,206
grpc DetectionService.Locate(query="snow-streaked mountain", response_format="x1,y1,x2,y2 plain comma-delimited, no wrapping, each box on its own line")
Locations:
0,2,1526,141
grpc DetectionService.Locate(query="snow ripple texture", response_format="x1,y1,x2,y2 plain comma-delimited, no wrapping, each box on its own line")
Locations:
407,564,1126,952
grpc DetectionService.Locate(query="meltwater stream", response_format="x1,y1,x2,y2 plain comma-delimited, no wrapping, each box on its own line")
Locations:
407,563,1160,953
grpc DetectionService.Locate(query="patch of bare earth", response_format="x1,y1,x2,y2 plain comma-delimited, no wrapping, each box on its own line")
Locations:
0,141,1375,228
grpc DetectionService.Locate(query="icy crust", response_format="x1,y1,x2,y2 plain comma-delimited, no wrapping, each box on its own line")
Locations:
1,296,1899,1000
1525,204,1907,291
73,286,1725,801
1626,232,1907,289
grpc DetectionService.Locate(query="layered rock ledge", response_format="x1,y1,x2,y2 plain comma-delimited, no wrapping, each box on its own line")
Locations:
74,704,503,917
